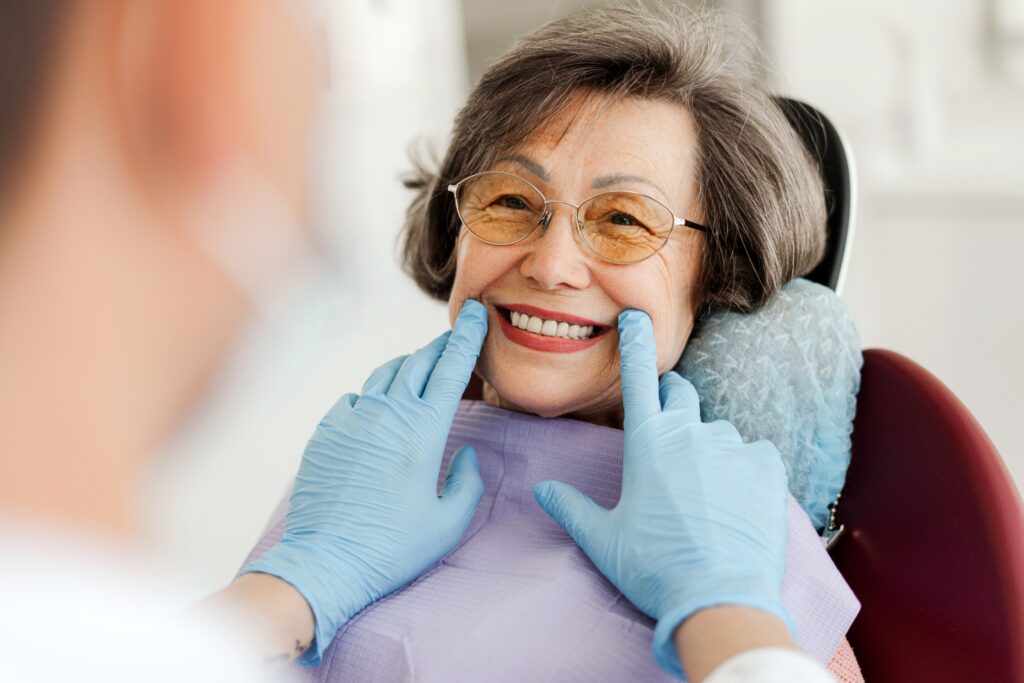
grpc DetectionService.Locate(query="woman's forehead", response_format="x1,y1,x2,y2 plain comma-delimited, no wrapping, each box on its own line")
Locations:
493,96,698,201
491,153,673,204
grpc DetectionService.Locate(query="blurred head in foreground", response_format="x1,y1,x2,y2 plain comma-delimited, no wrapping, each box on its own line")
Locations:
0,0,324,536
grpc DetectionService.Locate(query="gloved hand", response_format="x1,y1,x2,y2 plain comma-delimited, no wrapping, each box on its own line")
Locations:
533,309,792,678
242,300,488,664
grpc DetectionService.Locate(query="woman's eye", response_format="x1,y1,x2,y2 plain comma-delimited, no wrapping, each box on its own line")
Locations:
498,195,529,210
605,212,653,232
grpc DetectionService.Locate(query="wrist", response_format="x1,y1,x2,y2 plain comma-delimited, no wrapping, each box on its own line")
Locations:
221,572,316,663
655,570,787,626
650,588,792,679
240,537,365,665
673,607,797,683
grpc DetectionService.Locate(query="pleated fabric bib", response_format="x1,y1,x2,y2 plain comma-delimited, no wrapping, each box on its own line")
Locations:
244,401,859,682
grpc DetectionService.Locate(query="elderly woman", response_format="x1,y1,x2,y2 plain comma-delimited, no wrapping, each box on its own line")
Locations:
404,14,824,425
242,6,862,681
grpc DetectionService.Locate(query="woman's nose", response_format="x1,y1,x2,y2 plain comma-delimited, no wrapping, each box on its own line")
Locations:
518,204,591,291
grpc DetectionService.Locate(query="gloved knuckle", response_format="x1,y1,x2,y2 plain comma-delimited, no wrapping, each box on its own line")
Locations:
676,377,699,401
467,474,485,499
707,418,741,441
320,393,357,423
749,437,781,458
426,377,460,403
660,370,684,387
622,346,657,367
441,344,478,368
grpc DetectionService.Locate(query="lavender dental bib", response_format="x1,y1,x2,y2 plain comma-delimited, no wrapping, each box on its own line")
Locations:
244,401,859,682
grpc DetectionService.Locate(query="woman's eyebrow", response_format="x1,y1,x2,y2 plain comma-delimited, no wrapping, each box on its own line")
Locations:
495,154,550,181
591,173,669,200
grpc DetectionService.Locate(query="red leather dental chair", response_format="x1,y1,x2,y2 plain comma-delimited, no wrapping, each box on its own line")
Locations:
828,351,1024,682
785,99,1024,681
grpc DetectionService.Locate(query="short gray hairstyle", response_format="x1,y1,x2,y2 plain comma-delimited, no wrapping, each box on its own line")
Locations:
401,4,826,314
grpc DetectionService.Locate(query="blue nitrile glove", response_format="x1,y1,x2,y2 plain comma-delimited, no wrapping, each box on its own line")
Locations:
241,300,488,664
533,309,792,679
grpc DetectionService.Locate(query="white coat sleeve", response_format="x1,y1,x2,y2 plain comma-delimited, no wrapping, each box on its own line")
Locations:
704,648,837,683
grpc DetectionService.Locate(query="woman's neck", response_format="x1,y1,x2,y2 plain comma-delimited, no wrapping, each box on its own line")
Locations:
480,381,625,430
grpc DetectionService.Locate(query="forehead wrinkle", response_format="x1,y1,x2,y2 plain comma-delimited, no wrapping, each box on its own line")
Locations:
496,154,550,181
591,141,686,204
533,90,608,147
502,97,695,210
508,91,612,178
591,173,670,201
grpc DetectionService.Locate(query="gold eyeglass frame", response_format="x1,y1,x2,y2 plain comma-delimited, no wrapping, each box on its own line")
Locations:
447,171,711,265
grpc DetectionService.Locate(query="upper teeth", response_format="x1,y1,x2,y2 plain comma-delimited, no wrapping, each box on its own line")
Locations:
510,310,595,339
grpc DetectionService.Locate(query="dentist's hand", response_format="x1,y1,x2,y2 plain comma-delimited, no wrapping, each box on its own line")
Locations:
532,309,792,678
242,300,488,664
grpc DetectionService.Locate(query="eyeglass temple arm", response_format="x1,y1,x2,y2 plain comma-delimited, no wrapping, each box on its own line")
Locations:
675,217,711,233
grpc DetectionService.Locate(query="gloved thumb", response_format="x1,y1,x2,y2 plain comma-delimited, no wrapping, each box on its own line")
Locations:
533,480,604,548
438,446,485,531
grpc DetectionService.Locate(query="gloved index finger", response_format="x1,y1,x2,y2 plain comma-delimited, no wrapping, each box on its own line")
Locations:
618,309,661,432
658,370,702,425
422,299,488,418
387,331,451,400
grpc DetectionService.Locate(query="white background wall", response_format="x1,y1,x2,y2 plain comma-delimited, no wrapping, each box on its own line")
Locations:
763,0,1024,490
143,0,1024,600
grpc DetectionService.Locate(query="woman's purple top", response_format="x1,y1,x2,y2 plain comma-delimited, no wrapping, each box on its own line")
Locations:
243,401,859,682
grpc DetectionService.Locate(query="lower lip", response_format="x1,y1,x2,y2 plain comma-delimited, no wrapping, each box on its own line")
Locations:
497,312,607,353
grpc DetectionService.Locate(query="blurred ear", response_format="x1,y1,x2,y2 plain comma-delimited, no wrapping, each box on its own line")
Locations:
115,0,240,186
115,0,319,213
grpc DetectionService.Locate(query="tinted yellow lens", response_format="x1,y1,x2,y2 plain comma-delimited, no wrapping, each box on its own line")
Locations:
579,193,674,263
456,173,545,244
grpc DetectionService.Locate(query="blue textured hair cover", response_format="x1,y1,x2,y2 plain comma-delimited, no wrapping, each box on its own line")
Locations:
675,279,862,531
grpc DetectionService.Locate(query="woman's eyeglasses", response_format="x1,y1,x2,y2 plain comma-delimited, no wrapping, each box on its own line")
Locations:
448,171,710,265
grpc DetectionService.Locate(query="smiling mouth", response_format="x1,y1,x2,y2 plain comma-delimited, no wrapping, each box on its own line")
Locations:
496,306,610,341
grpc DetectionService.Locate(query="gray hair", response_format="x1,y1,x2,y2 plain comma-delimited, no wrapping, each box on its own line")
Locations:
0,1,70,203
401,4,826,314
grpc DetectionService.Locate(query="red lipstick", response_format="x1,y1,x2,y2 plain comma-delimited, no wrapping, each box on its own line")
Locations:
494,305,610,354
503,304,605,328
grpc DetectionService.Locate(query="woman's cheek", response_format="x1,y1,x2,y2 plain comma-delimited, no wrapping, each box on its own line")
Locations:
605,298,689,375
447,291,467,327
657,322,690,374
637,300,695,375
447,233,476,326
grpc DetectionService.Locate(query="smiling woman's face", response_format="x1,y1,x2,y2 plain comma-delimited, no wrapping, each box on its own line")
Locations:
447,95,705,423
